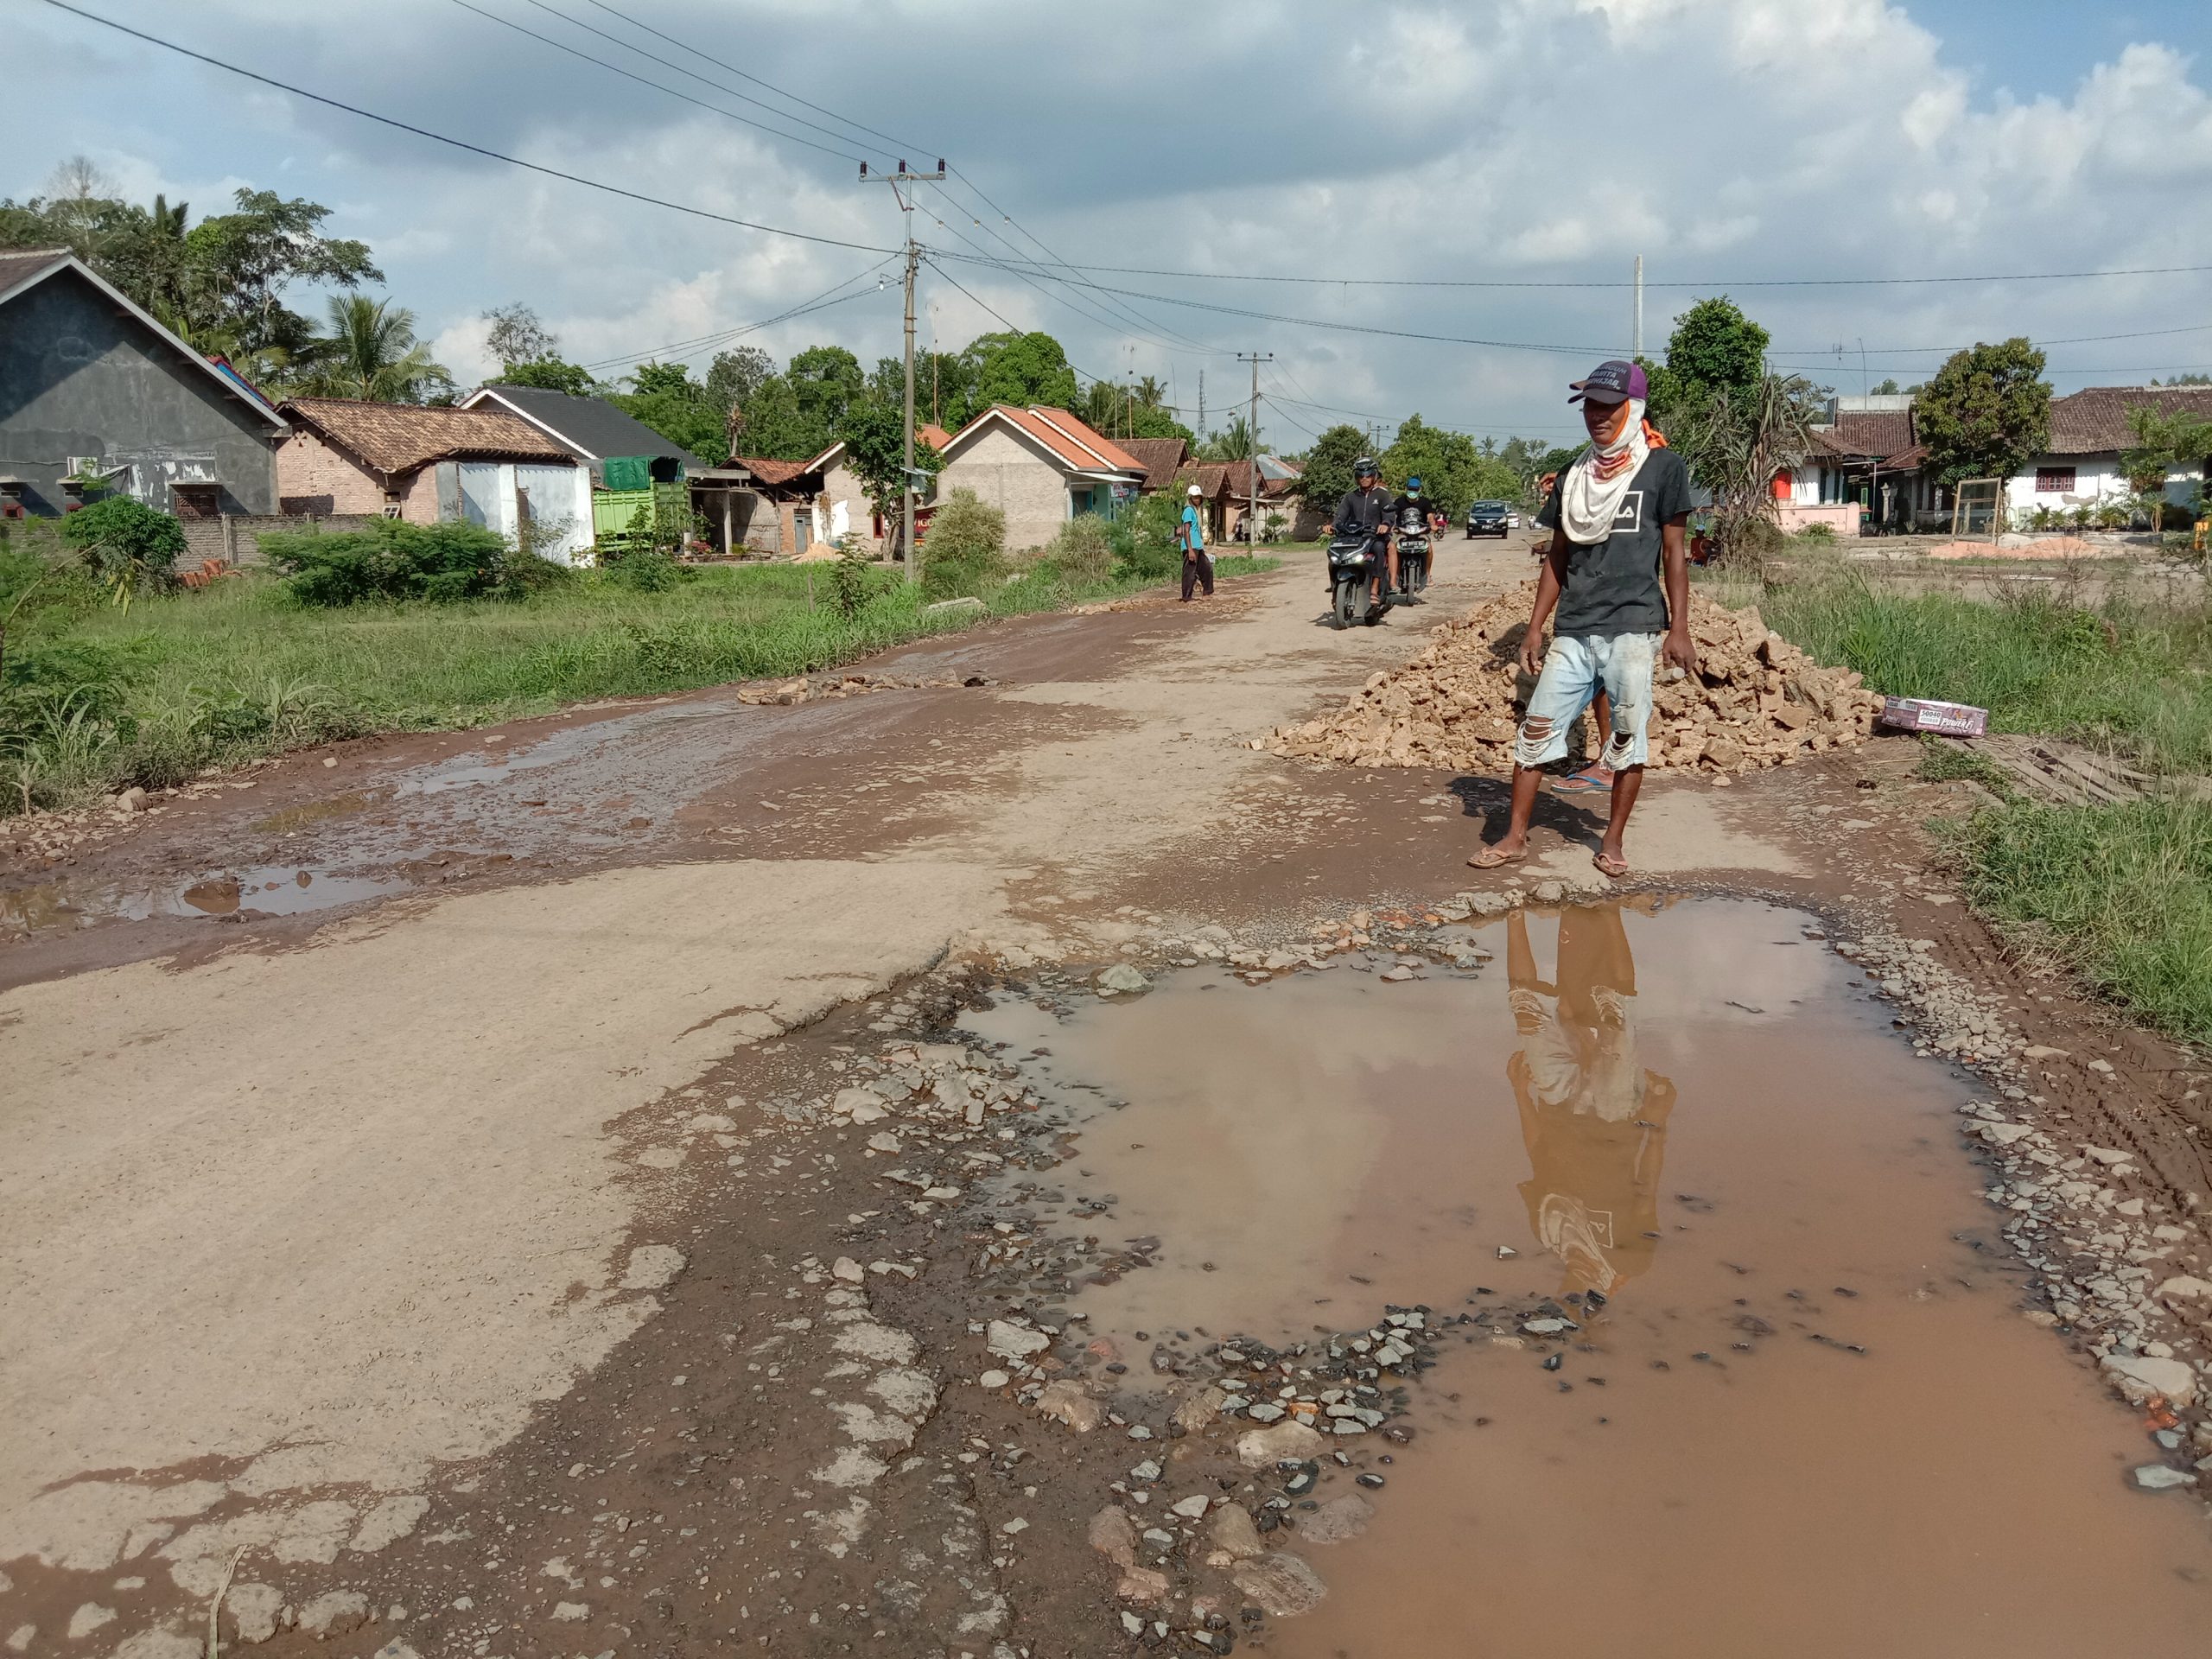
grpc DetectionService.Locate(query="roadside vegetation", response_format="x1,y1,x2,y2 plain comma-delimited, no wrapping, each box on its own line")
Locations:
1746,556,2212,1046
0,505,1272,817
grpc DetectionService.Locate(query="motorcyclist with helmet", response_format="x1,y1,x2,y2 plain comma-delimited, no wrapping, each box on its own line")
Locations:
1389,474,1437,599
1332,456,1395,613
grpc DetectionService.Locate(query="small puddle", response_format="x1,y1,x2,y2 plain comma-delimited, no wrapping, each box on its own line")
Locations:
966,898,2212,1654
1,865,410,939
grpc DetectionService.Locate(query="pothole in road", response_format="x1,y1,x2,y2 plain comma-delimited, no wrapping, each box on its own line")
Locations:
0,863,411,938
964,898,2212,1653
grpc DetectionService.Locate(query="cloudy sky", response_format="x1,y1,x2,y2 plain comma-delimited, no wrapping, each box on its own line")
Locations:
10,0,2211,448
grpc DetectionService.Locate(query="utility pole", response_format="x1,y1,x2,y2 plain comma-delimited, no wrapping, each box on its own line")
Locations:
1197,369,1205,442
1632,253,1643,358
1236,351,1271,545
861,157,946,583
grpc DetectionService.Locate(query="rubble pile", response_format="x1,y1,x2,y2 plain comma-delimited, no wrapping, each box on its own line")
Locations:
1259,582,1885,778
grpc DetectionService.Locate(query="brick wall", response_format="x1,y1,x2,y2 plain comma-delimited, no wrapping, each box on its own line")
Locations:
181,512,382,568
274,427,390,516
938,425,1071,553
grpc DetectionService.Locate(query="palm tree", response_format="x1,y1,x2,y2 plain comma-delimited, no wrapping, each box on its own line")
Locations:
300,294,453,403
1679,372,1821,559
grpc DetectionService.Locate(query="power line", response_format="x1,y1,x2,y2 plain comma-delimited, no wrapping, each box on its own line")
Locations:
38,0,896,257
576,0,933,158
446,0,872,163
933,249,2212,292
576,255,901,371
517,0,899,161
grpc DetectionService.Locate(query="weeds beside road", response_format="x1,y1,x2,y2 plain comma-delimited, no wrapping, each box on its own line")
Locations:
0,552,1275,817
1744,557,2212,1047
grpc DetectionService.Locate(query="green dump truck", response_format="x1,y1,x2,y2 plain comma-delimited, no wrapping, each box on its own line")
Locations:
590,454,691,556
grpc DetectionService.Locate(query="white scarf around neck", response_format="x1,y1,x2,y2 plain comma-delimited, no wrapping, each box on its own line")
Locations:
1559,397,1649,544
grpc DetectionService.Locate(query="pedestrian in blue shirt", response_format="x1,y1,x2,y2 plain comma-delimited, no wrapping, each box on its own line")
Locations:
1179,483,1214,601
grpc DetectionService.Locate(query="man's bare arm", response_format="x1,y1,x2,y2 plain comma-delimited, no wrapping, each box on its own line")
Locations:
1661,516,1699,675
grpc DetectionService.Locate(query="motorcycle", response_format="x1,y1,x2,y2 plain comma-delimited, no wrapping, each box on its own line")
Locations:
1326,532,1385,629
1395,512,1431,601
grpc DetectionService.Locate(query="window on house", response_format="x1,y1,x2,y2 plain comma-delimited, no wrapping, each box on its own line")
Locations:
2036,466,2075,493
382,490,403,520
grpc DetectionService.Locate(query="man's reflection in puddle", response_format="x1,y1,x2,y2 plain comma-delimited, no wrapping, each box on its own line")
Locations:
1506,902,1676,1298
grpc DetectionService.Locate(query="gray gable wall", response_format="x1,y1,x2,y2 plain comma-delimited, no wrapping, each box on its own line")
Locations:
0,264,283,515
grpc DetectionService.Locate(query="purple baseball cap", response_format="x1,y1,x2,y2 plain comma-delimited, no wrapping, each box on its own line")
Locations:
1569,359,1648,404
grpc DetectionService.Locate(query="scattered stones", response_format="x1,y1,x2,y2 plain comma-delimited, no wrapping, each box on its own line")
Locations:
978,1369,1011,1389
295,1590,369,1637
1096,964,1150,995
2102,1353,2198,1408
1229,1552,1330,1618
987,1320,1052,1362
1088,1506,1138,1569
1259,580,1880,774
1033,1379,1108,1433
1296,1493,1375,1545
1205,1504,1267,1561
1236,1421,1326,1467
226,1584,284,1645
2133,1465,2197,1491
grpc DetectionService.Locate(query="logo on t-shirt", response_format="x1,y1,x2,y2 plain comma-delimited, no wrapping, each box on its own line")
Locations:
1611,491,1643,532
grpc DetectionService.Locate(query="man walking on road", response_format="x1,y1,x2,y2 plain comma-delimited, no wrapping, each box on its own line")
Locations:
1469,359,1699,879
1179,482,1214,601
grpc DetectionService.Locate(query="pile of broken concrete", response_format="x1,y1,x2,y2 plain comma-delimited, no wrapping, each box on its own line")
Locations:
1258,581,1885,779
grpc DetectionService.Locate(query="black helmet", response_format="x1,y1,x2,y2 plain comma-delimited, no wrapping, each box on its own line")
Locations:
1354,456,1380,478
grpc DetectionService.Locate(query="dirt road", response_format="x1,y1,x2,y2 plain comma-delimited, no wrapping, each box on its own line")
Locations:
6,546,2211,1656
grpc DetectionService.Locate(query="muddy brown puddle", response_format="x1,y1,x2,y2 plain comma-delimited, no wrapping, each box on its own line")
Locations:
969,898,2212,1657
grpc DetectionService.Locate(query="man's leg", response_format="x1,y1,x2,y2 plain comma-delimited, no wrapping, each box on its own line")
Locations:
1199,552,1215,596
1591,635,1658,875
1471,639,1591,866
1181,552,1198,601
1557,689,1617,794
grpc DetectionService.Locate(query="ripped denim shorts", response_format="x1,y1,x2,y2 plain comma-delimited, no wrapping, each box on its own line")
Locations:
1515,632,1660,771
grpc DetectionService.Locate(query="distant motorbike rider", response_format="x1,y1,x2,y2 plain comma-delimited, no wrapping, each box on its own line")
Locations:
1389,474,1437,595
1332,457,1395,608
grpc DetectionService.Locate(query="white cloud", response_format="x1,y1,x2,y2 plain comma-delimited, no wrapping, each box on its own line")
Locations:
7,0,2211,435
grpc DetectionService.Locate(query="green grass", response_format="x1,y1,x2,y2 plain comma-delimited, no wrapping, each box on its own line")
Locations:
1,553,1276,814
1737,561,2212,1047
1948,797,2212,1047
1758,565,2212,774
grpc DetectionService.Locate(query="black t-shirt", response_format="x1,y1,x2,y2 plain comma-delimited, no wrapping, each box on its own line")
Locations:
1389,493,1435,535
1535,448,1692,638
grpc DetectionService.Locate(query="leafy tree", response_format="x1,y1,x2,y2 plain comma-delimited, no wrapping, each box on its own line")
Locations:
483,302,558,370
607,359,725,462
181,189,381,358
299,295,452,404
963,331,1078,412
790,345,866,435
731,374,817,460
1293,424,1371,506
1381,414,1510,520
1677,372,1826,556
488,358,599,396
704,346,774,416
2120,404,2212,532
1916,338,2052,491
1643,296,1772,464
834,401,944,551
1870,378,1903,395
1194,415,1255,463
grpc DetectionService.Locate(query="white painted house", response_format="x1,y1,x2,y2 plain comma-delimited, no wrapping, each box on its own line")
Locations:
2007,385,2212,521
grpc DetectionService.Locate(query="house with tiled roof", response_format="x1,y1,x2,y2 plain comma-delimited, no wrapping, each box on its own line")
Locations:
276,397,593,563
935,404,1148,551
800,423,958,555
2011,385,2212,519
1782,397,1937,532
0,247,288,519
